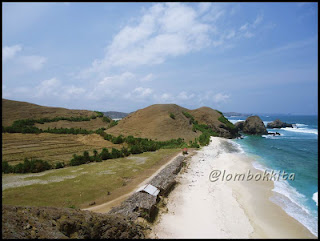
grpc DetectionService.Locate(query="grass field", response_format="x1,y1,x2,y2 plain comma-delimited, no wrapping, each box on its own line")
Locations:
2,133,125,165
2,148,180,209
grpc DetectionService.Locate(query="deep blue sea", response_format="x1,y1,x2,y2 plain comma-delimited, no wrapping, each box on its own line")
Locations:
227,114,318,236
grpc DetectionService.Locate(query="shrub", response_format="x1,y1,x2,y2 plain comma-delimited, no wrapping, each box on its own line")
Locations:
121,147,130,157
55,162,65,169
112,135,125,144
3,158,53,173
111,148,122,159
130,145,143,154
102,116,111,123
2,161,12,173
100,148,111,160
70,154,86,166
94,111,104,117
83,151,91,163
109,120,118,128
169,113,175,120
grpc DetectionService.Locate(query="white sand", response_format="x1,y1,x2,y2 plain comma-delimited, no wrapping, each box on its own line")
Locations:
150,137,316,239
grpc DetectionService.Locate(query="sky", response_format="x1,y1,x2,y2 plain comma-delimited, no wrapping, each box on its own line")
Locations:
2,2,318,114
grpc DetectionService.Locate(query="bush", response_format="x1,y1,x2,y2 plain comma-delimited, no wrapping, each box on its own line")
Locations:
100,148,111,160
111,148,122,159
102,117,111,123
218,115,236,130
130,145,143,154
70,154,86,166
55,162,65,169
169,113,175,120
112,135,125,144
109,120,118,128
2,161,13,173
94,111,104,117
121,147,130,157
83,151,91,163
2,158,52,174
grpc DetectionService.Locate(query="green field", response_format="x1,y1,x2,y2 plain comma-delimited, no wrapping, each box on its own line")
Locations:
2,148,180,209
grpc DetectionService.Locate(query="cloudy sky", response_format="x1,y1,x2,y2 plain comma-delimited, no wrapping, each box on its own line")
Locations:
2,2,318,114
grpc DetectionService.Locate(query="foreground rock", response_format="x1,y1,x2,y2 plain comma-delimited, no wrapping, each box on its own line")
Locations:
2,205,144,239
267,119,293,128
242,116,268,135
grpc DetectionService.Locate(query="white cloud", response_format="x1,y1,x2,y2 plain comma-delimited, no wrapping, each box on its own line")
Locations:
159,93,173,102
3,44,47,71
81,3,213,77
253,14,263,28
35,78,60,98
133,87,153,98
19,55,47,71
239,23,248,31
2,45,22,61
177,91,195,100
87,72,135,100
141,73,154,82
213,93,230,103
243,31,254,38
198,2,212,14
62,86,86,98
77,2,264,88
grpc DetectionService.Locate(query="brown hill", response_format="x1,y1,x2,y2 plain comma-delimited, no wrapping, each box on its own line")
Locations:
2,99,97,127
106,104,237,141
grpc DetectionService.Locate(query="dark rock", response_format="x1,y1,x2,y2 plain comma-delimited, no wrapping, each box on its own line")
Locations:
243,116,268,135
267,119,293,128
234,121,245,131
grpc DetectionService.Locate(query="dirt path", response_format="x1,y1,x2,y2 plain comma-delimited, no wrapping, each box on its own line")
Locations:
82,149,196,213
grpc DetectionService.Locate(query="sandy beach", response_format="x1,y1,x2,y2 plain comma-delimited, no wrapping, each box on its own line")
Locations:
149,137,316,239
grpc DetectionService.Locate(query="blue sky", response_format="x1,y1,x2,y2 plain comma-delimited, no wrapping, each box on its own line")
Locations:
2,2,318,114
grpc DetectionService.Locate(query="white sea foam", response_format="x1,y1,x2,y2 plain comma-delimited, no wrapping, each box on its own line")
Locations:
296,123,308,128
262,135,278,139
270,193,318,237
228,140,245,154
313,192,318,206
281,127,318,135
252,161,271,172
228,119,245,124
251,158,318,236
271,179,318,236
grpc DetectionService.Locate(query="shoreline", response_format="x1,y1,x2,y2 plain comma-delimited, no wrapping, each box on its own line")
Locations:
149,137,316,238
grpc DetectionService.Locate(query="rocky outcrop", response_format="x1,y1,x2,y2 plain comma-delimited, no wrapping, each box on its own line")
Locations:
267,119,293,128
2,205,145,239
234,121,244,131
242,116,268,135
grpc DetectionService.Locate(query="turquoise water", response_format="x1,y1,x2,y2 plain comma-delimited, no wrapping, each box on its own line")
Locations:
227,115,318,236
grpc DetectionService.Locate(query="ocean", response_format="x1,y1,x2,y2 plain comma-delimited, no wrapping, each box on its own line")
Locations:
227,115,318,236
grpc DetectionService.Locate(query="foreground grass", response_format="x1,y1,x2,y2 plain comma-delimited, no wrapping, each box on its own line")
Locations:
2,148,180,209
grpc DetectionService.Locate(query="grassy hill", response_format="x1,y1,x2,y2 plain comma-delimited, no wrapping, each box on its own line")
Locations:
106,104,237,142
2,99,98,127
